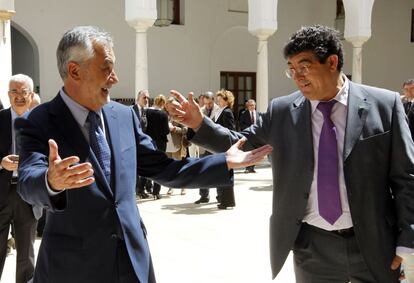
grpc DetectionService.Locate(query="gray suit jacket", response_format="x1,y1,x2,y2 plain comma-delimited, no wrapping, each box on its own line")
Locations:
191,82,414,282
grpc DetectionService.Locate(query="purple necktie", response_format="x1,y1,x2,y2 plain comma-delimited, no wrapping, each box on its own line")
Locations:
317,101,342,224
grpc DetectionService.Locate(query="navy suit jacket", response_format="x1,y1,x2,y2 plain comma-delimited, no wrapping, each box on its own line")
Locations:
0,108,42,219
15,94,232,283
191,82,414,283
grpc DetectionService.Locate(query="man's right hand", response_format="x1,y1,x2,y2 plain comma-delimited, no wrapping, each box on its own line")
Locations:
166,90,204,129
47,139,95,191
1,154,19,171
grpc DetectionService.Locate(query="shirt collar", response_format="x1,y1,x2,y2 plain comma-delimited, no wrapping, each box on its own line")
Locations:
310,73,349,113
10,107,29,121
59,88,102,127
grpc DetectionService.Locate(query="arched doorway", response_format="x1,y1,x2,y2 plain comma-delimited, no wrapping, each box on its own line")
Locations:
10,22,40,94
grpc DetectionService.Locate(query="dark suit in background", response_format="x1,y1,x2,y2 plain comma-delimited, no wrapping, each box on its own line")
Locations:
239,109,258,131
214,107,236,208
142,108,170,196
238,109,260,173
0,108,37,283
403,101,414,141
132,104,152,196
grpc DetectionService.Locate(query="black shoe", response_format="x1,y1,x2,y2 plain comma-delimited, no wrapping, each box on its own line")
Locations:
217,204,234,210
194,197,209,204
137,192,150,199
153,194,162,200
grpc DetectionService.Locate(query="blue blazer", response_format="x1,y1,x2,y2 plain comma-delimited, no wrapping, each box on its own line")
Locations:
15,94,232,283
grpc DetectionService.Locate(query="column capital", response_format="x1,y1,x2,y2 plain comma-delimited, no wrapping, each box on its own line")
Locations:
0,10,15,21
127,19,156,33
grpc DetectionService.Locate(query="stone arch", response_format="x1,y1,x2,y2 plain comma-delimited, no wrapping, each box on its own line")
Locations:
10,21,40,94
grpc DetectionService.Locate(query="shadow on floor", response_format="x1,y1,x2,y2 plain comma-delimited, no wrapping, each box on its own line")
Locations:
250,185,273,192
161,202,222,215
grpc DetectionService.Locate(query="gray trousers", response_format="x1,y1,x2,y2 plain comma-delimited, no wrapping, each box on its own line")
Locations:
0,185,37,283
293,223,380,283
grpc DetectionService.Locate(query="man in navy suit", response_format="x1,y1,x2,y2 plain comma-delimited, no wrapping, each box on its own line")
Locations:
14,26,271,283
168,25,414,283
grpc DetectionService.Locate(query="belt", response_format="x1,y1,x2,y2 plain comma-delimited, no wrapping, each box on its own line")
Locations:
303,223,354,238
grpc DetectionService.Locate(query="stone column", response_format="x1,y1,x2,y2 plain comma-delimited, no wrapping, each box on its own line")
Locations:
248,0,277,113
0,0,15,108
125,0,157,94
342,0,375,83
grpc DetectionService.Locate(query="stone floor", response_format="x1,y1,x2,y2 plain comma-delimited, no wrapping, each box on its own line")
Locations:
3,162,296,283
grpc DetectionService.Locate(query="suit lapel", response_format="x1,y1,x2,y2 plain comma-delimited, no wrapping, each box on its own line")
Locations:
49,95,89,160
49,95,113,198
103,103,120,196
290,95,314,167
343,82,370,161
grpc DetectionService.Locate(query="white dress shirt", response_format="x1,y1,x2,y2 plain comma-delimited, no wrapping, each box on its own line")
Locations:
303,75,353,231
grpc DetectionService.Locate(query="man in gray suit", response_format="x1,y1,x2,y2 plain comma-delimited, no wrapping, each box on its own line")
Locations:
168,25,414,282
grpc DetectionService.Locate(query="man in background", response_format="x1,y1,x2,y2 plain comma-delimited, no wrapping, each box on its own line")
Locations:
132,89,152,198
0,74,39,283
402,79,414,140
238,99,259,173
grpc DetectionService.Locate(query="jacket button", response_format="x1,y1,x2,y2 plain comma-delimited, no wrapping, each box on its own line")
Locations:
110,233,118,240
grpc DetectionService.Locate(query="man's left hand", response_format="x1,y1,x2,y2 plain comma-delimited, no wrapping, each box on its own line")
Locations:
393,254,414,282
225,138,272,169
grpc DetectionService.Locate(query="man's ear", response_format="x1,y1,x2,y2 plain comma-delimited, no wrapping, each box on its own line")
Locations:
328,55,339,72
67,61,82,81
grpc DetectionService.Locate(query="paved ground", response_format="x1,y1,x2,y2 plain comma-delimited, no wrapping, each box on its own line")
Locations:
3,162,296,283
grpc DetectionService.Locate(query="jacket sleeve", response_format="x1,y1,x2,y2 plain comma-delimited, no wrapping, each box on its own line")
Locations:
15,116,67,212
389,93,414,247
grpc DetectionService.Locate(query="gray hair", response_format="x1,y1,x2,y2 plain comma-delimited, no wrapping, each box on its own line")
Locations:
403,79,414,87
203,91,214,100
247,99,256,105
9,74,34,91
56,26,113,80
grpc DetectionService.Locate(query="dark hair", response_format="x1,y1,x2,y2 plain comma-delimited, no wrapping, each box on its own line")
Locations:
283,25,344,71
403,79,414,87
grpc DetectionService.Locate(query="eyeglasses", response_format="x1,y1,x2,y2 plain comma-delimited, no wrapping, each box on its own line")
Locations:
8,89,31,96
285,64,311,79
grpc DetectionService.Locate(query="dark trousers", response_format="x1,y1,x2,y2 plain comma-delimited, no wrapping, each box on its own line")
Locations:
152,141,166,196
293,223,378,283
199,151,212,198
0,186,37,283
217,186,236,207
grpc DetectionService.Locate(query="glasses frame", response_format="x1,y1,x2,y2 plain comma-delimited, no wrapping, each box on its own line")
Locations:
8,89,32,96
285,64,311,79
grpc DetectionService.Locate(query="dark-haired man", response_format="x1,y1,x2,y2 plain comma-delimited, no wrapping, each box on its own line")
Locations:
168,25,414,282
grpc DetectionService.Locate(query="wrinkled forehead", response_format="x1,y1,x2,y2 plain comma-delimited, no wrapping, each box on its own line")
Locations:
9,81,30,90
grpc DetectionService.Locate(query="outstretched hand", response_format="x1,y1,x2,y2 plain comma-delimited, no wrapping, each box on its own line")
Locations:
225,138,273,169
47,139,95,191
166,90,204,129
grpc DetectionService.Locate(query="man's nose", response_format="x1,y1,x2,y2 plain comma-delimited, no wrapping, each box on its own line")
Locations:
109,70,119,84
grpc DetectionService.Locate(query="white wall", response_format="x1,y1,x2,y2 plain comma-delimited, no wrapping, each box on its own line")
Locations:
10,0,414,103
